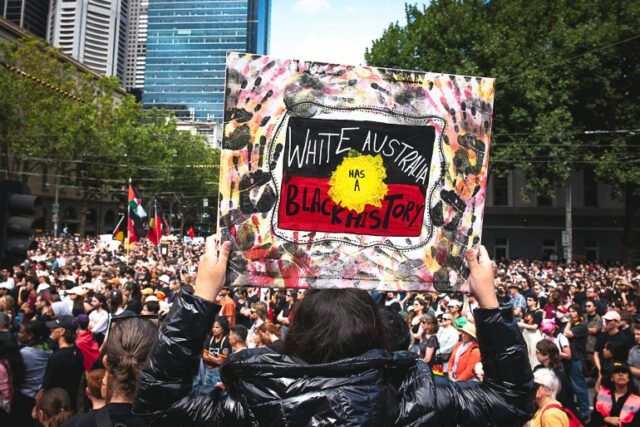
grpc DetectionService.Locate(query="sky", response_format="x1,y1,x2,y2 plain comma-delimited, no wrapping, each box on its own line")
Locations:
270,0,417,66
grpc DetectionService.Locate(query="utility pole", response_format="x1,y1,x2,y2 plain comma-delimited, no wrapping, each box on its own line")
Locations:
53,175,60,238
564,177,573,262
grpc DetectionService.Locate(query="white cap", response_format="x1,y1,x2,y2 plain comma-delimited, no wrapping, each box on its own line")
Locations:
36,283,51,293
158,274,170,284
0,282,12,290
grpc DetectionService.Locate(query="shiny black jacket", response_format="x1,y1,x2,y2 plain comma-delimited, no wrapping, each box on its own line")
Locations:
133,293,534,426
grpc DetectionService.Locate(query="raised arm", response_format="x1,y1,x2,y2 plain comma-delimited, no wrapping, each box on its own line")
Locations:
133,237,232,424
397,247,534,426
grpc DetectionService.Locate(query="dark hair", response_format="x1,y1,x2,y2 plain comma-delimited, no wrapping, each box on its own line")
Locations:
536,339,562,370
378,307,411,352
231,324,248,342
284,289,385,364
214,316,230,337
35,387,73,427
105,317,157,400
21,320,49,344
144,300,160,314
61,328,76,345
108,290,124,312
92,293,108,312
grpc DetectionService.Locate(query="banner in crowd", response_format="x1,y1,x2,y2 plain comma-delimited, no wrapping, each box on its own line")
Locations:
218,53,495,291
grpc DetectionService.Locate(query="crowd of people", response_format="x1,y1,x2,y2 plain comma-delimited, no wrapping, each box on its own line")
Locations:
0,235,639,425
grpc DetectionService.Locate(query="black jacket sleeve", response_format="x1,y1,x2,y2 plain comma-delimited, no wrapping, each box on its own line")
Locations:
395,305,535,426
133,292,222,425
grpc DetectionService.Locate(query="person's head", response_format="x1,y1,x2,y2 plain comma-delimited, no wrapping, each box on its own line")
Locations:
585,299,597,315
508,283,520,296
108,290,125,312
420,313,438,335
620,311,634,329
257,320,280,345
18,320,48,345
605,362,638,393
0,324,24,388
412,298,427,314
633,323,640,345
535,339,562,370
104,317,157,401
46,315,78,344
603,342,614,360
568,304,583,322
76,314,90,331
297,289,306,300
284,289,385,364
458,323,476,343
438,313,453,328
586,286,597,300
141,300,160,315
285,289,297,304
34,387,73,427
602,310,621,332
250,301,267,321
229,324,248,347
85,368,106,406
212,316,230,338
533,368,561,403
526,295,538,309
378,307,411,352
91,294,107,312
447,299,462,314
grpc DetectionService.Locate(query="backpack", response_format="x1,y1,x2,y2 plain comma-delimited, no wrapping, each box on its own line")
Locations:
541,403,584,427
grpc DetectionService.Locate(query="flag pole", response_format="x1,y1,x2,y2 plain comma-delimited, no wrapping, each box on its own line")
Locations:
126,178,131,259
111,214,125,237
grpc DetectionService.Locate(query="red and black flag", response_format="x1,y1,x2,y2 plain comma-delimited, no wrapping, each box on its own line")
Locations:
278,117,433,237
127,181,147,242
146,200,162,245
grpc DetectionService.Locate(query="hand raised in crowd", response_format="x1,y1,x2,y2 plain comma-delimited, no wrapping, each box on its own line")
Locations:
194,235,232,302
465,245,499,309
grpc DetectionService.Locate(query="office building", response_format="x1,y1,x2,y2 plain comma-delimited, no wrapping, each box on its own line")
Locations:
143,0,271,123
47,0,128,79
1,0,50,39
123,0,147,91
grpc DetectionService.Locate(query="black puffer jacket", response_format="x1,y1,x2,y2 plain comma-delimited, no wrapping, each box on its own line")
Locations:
133,293,534,426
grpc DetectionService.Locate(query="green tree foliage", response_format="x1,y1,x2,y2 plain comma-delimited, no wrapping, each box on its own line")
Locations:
366,0,640,197
0,36,219,229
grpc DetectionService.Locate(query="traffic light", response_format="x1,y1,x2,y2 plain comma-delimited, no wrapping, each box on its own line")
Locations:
0,180,42,267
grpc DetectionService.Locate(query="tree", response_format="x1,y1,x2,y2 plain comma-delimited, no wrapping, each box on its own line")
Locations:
366,0,640,259
0,36,220,234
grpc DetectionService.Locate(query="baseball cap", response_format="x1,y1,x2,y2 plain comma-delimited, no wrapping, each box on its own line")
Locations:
608,361,630,375
46,315,78,331
602,311,621,321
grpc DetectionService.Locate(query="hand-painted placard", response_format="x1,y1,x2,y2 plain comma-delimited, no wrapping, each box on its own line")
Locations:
219,53,494,292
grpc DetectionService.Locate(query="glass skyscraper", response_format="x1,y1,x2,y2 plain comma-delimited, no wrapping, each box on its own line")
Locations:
142,0,270,123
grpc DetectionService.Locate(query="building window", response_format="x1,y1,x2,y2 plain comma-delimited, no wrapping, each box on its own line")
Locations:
542,239,556,260
585,240,598,261
584,168,598,207
493,174,509,206
494,238,508,260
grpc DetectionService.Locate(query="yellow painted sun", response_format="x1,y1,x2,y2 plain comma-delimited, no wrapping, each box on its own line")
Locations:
328,152,388,213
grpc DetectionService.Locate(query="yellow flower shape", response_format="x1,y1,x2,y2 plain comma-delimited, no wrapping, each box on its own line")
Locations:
328,152,388,213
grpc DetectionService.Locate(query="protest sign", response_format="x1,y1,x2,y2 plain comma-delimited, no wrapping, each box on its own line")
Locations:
219,53,494,291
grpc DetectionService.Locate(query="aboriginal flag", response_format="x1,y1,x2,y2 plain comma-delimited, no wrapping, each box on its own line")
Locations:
127,181,147,242
146,200,162,245
278,117,435,237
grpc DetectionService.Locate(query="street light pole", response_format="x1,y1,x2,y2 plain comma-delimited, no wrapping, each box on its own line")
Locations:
53,175,60,238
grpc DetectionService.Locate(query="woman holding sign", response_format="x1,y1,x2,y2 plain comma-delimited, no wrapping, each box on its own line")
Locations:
133,237,534,426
